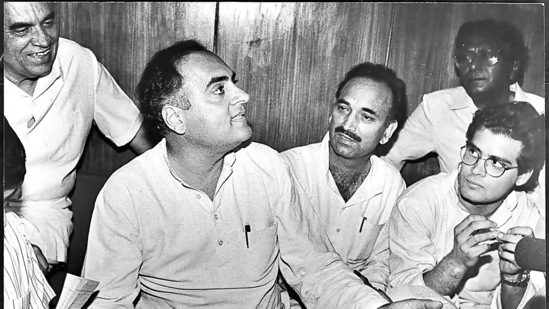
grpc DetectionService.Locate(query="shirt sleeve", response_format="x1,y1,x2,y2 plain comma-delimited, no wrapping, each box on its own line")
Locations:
91,54,143,147
382,97,436,170
81,178,143,308
388,194,438,288
275,163,390,309
360,177,407,291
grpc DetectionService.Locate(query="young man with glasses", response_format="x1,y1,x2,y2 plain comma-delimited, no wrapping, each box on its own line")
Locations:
387,101,545,309
382,20,544,209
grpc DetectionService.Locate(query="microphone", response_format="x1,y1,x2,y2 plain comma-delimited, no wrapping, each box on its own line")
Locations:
515,238,546,272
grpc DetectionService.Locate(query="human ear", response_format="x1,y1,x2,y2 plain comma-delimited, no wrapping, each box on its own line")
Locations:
380,121,398,145
162,105,186,135
515,169,533,187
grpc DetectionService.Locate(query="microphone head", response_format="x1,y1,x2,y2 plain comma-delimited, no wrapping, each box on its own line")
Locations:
515,238,546,272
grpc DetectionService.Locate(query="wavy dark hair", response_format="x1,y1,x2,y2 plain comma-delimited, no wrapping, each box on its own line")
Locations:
335,62,407,126
136,40,210,136
3,117,26,190
466,101,544,192
455,19,529,86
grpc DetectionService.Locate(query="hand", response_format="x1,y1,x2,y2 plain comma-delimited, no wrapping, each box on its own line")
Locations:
379,299,443,309
448,215,498,269
31,245,51,275
497,226,533,278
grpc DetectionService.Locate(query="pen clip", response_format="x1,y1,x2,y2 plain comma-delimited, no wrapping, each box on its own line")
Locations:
244,222,251,249
359,217,367,233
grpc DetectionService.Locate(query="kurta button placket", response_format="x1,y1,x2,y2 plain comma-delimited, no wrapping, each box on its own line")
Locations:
218,240,223,246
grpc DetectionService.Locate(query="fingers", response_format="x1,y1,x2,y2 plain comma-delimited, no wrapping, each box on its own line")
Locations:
505,226,534,238
423,300,444,309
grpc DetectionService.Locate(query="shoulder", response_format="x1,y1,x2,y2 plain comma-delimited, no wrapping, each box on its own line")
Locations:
371,156,405,185
57,37,98,66
421,86,468,109
521,92,545,114
238,142,287,169
281,143,321,166
397,172,451,208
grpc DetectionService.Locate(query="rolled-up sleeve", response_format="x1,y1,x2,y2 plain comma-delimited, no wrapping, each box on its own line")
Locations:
82,179,143,308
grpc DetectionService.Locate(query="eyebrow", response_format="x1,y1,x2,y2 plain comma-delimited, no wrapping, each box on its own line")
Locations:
467,142,513,165
206,72,237,88
9,12,55,31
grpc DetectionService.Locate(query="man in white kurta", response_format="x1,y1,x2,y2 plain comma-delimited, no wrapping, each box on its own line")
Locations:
388,102,545,309
283,133,405,290
4,2,151,264
82,40,441,309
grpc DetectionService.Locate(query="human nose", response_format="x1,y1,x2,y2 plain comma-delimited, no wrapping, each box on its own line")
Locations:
342,112,358,133
31,26,54,47
230,85,250,106
470,157,488,176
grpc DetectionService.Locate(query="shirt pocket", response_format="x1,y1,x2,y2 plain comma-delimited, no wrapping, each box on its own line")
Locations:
5,291,31,309
346,219,383,264
219,223,279,285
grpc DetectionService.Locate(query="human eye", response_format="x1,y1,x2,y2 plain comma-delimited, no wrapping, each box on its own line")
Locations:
336,103,349,112
487,157,505,170
43,18,56,28
212,84,225,95
12,27,30,36
361,113,374,122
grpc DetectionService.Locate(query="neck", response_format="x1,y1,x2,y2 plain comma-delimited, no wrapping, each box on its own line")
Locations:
328,148,372,202
471,86,512,110
165,137,227,198
456,182,505,217
4,69,39,96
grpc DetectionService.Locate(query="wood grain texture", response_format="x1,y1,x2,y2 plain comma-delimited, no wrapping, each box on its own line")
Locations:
55,3,544,184
56,2,216,174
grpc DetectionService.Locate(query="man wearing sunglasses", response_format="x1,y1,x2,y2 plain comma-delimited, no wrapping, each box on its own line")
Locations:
382,19,544,213
387,102,545,309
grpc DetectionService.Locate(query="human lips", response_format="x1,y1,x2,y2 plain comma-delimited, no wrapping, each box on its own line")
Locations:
465,178,483,189
231,111,247,123
28,48,52,62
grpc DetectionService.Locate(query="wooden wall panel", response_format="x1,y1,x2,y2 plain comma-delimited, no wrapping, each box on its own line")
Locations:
217,3,395,151
55,3,543,184
56,2,216,174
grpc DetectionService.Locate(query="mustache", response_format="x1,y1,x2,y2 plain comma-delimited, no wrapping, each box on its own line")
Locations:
335,126,362,142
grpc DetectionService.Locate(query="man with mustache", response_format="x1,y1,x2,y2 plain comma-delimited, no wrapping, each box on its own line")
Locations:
382,19,545,216
282,62,408,306
388,102,545,309
3,2,153,266
82,40,442,309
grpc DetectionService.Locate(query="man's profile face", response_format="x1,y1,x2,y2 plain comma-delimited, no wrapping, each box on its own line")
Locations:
328,77,395,160
3,2,59,83
176,51,252,150
455,35,514,101
457,128,523,211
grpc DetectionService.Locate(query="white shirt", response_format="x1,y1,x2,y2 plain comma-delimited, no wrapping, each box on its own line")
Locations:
388,171,545,309
4,212,55,309
282,133,406,290
4,38,143,262
383,83,544,172
82,139,390,309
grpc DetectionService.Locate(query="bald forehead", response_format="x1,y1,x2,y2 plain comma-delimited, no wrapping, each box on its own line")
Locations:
4,2,54,26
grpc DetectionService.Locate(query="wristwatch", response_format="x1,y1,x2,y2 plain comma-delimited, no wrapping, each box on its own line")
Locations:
501,271,530,287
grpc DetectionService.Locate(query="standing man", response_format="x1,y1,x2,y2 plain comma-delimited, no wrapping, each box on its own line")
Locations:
3,2,153,265
82,39,442,309
382,19,544,214
282,62,407,294
388,102,545,308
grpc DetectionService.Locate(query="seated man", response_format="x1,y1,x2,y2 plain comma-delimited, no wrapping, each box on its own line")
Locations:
388,101,545,309
282,62,407,295
81,39,441,309
4,117,55,308
382,19,544,215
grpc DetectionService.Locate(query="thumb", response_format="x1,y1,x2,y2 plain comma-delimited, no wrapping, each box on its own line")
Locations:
423,300,443,309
